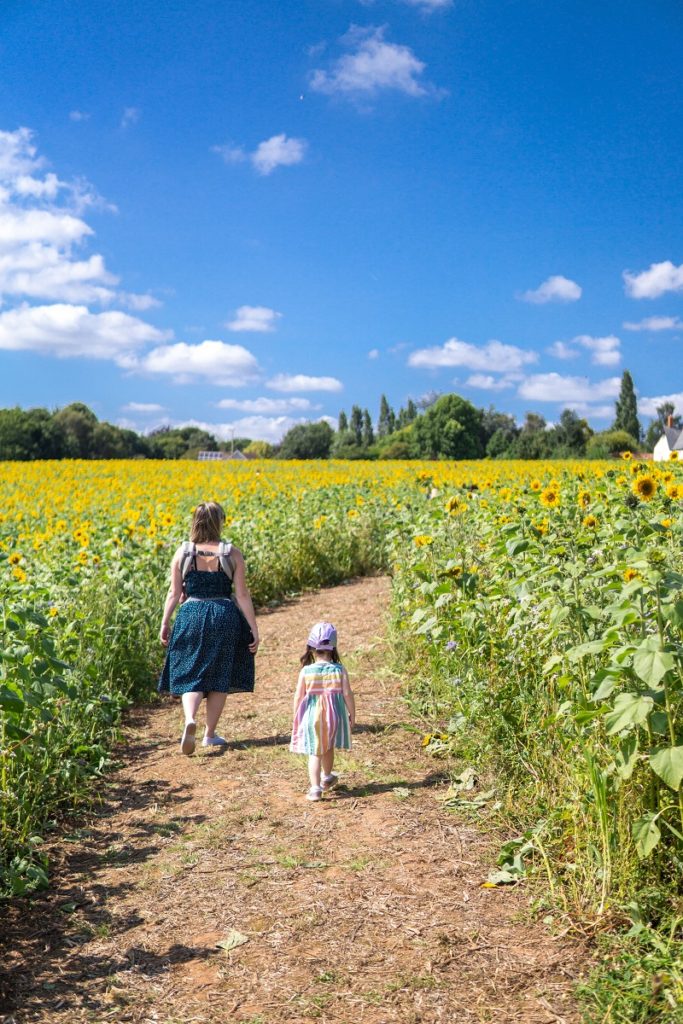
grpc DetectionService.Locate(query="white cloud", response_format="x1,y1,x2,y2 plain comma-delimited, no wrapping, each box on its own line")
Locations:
226,305,282,332
547,335,621,366
123,402,167,414
465,374,515,391
0,127,43,180
121,292,161,311
252,135,307,176
547,340,580,360
211,144,248,165
174,415,309,444
574,334,621,366
213,135,307,176
403,0,452,8
0,127,155,319
623,315,683,331
141,340,260,386
120,107,141,130
267,373,343,393
519,275,582,304
517,373,621,404
408,337,538,372
623,261,683,299
638,392,683,418
368,348,379,359
69,110,90,122
216,397,317,414
0,303,169,363
0,209,93,247
310,25,436,99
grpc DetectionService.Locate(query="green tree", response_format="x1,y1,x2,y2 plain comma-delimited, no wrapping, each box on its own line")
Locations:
613,370,641,442
278,421,334,459
548,408,593,457
0,407,64,460
243,439,274,458
506,413,551,460
586,429,639,458
377,395,396,437
362,409,374,447
338,410,348,432
52,402,98,458
411,393,485,460
349,405,363,446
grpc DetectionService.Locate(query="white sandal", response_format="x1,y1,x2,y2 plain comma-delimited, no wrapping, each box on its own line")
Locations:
180,721,196,755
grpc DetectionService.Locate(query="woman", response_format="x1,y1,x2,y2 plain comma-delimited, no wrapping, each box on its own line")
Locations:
158,501,259,754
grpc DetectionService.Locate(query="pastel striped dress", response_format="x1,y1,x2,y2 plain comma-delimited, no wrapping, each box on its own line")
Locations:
290,662,352,756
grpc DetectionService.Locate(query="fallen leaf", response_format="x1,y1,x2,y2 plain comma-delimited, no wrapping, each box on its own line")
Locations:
216,930,249,952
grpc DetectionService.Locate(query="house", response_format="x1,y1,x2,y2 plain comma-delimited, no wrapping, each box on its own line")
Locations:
197,449,248,461
653,418,683,462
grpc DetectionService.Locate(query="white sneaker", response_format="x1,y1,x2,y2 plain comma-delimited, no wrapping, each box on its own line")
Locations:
306,786,323,802
180,721,196,755
202,734,228,747
321,773,339,791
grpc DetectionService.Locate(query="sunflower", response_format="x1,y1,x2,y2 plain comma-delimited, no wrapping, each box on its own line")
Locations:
532,518,549,536
12,566,27,583
661,518,673,529
8,552,22,565
577,489,591,509
539,486,561,509
582,514,598,529
413,534,433,547
669,450,680,461
621,451,633,461
632,475,658,502
667,484,682,500
498,487,512,501
530,479,542,492
445,495,463,515
623,568,641,582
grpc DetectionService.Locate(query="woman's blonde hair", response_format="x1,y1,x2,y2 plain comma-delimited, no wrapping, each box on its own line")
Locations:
190,501,225,543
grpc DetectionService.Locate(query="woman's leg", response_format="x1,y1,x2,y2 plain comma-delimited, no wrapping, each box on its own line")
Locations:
182,690,203,724
205,691,228,738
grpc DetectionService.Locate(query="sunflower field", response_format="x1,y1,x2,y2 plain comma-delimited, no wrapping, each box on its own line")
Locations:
1,455,682,1014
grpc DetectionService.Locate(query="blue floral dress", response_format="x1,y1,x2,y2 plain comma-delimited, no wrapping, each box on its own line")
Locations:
158,568,254,697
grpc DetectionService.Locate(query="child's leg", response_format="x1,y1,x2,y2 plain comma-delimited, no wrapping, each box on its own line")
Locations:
321,748,335,778
308,754,322,790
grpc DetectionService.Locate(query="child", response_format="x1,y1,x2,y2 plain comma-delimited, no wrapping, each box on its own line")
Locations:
290,621,355,801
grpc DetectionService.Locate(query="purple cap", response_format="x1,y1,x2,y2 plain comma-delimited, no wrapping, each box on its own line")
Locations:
307,621,338,651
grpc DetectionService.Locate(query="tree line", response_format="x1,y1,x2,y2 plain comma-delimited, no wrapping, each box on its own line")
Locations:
0,371,678,461
278,371,679,460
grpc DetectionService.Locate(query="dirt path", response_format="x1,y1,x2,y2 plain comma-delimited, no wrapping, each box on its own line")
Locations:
1,577,584,1024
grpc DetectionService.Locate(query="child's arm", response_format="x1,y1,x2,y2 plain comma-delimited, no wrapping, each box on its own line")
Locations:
341,667,355,729
292,669,307,718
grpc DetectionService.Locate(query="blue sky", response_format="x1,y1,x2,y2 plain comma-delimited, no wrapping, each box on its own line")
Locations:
1,0,683,442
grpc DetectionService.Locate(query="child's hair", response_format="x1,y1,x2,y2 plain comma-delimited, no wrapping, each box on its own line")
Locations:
190,501,225,543
300,645,340,667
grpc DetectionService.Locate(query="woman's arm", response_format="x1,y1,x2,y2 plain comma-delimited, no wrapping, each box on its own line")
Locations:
341,666,355,729
231,547,260,654
292,668,306,718
159,548,184,646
